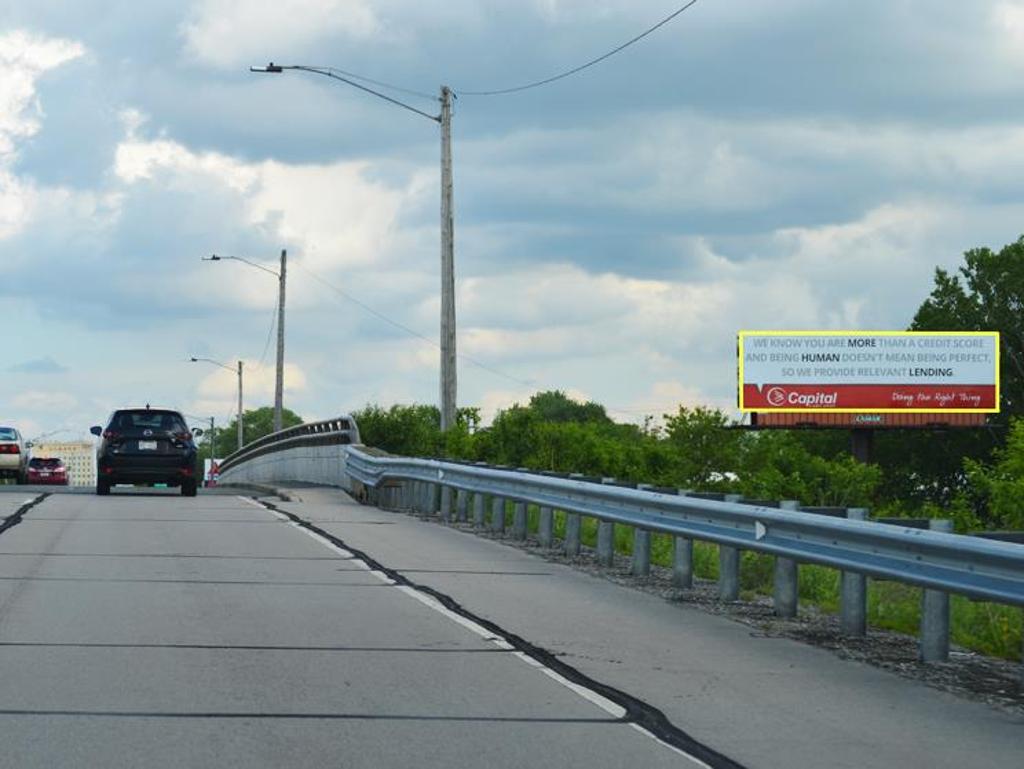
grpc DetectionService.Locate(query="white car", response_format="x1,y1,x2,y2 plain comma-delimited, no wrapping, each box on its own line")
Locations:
0,426,30,484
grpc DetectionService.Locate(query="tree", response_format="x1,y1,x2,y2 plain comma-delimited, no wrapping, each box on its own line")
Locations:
911,235,1024,418
886,235,1024,510
213,406,304,456
964,417,1024,530
526,390,612,424
662,406,742,490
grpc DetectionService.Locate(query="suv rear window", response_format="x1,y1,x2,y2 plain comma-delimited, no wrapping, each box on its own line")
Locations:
29,458,62,468
110,411,188,432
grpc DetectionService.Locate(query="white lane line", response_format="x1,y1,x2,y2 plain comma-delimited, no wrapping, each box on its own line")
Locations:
243,495,710,767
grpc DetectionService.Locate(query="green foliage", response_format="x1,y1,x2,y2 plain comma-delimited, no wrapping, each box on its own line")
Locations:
736,431,881,506
912,235,1024,418
206,406,304,458
662,406,742,489
964,417,1024,529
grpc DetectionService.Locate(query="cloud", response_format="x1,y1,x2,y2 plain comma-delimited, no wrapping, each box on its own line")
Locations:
0,30,84,238
11,390,77,412
182,0,379,68
8,356,69,374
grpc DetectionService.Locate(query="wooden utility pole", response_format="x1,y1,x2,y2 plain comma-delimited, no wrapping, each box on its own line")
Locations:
274,249,287,433
439,86,457,431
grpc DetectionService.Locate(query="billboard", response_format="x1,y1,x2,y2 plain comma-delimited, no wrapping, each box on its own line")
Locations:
738,331,999,413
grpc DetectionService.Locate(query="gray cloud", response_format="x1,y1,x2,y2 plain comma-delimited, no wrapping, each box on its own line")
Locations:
8,357,69,374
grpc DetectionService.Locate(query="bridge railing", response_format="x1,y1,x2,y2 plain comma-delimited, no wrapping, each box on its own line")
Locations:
217,416,360,475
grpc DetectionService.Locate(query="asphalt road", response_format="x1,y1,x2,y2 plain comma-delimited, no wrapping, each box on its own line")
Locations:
0,488,699,768
2,486,1022,768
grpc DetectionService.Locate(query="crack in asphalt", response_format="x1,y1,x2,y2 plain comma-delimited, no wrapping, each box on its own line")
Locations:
252,496,746,769
0,494,51,538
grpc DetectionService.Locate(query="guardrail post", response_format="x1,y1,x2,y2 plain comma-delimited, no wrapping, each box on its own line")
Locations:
920,518,953,662
596,478,617,567
673,490,694,588
718,494,744,601
491,495,506,534
565,473,586,556
840,508,868,636
408,481,420,513
631,484,653,577
439,485,453,522
513,501,528,540
425,482,439,517
564,510,581,555
538,506,554,547
473,493,486,528
456,489,469,523
773,500,800,618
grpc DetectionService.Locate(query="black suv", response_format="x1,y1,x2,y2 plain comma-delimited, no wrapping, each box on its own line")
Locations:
91,408,202,496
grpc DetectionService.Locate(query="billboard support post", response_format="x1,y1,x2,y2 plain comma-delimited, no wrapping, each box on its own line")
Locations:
850,428,874,464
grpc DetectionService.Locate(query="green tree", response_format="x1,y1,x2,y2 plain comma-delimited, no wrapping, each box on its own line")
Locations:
911,235,1024,417
964,417,1024,529
662,406,742,490
526,390,612,424
881,234,1024,511
213,406,304,456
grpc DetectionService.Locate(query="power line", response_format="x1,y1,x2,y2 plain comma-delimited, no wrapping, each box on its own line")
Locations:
282,66,440,122
291,262,534,387
320,67,437,102
254,297,279,371
456,0,700,96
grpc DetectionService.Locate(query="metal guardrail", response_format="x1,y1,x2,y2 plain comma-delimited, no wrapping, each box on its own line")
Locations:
218,416,360,473
345,447,1024,609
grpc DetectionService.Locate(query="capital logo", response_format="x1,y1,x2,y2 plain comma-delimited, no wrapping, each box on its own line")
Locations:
766,387,787,407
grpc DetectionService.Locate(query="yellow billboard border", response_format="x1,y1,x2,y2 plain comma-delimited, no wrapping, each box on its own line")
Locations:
737,330,1001,414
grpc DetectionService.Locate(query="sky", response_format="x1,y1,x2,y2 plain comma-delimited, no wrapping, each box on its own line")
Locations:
2,0,1024,441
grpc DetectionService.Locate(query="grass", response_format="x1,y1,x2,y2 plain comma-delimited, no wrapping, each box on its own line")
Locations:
489,502,1022,661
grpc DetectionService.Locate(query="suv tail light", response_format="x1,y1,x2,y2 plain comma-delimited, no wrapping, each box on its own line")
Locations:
173,432,192,442
102,430,120,440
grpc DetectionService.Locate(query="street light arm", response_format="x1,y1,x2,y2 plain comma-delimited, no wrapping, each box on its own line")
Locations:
204,254,280,278
189,356,235,373
252,63,441,123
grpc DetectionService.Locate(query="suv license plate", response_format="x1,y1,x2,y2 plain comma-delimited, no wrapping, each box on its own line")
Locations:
138,441,157,450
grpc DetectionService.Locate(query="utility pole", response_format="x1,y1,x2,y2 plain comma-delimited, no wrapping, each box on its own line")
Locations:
237,360,244,452
249,65,458,431
274,249,287,433
439,85,457,431
207,416,215,487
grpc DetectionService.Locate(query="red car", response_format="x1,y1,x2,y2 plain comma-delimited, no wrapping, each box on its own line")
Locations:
27,457,69,485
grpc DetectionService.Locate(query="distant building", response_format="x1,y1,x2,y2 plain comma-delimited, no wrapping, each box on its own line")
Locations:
33,441,96,487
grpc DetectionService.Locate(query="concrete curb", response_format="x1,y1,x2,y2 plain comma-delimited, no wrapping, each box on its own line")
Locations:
218,482,295,503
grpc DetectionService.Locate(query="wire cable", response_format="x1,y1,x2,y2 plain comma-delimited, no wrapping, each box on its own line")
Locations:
291,262,534,387
456,0,700,96
321,67,437,102
254,298,279,372
285,66,440,122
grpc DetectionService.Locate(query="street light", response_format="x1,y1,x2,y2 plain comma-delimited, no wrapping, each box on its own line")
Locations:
190,357,244,452
203,251,287,433
250,63,458,431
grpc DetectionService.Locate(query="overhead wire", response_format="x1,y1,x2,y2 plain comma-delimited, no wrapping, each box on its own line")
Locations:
319,66,437,102
254,297,279,371
291,261,534,388
455,0,700,96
